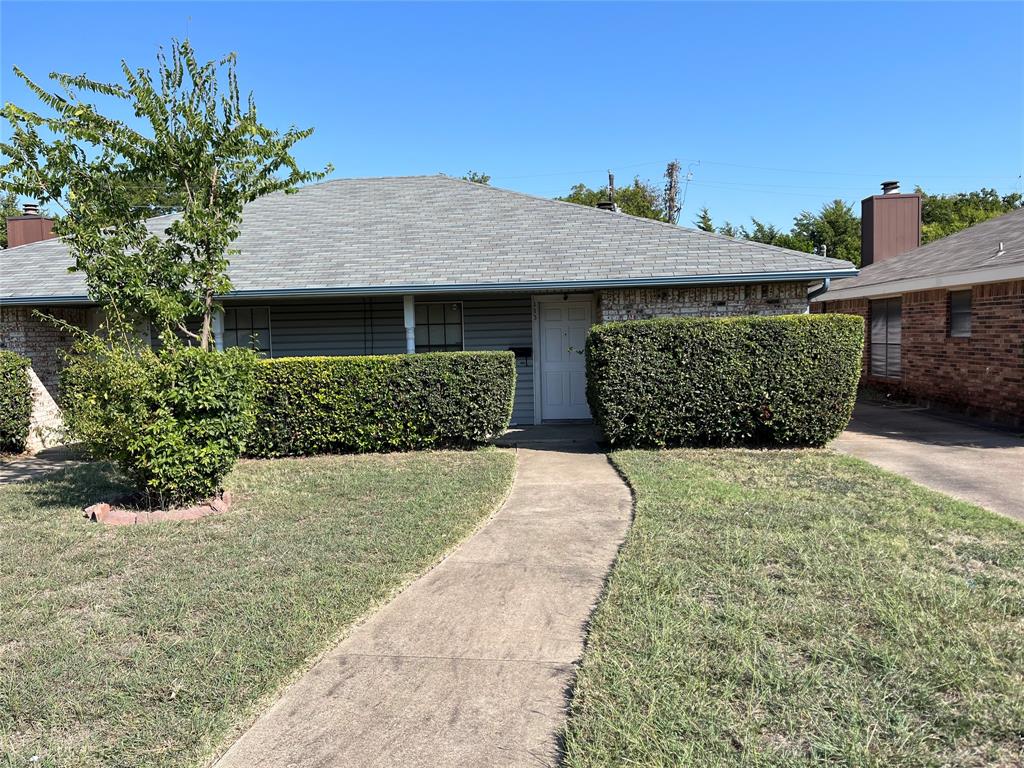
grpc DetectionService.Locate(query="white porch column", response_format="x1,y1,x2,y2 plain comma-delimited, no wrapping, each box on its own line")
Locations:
402,295,416,354
212,307,225,352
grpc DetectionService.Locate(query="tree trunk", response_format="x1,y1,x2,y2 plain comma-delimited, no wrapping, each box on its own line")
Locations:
200,291,214,351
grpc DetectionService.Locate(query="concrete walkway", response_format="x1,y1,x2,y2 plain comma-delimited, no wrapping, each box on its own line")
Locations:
0,446,81,484
215,425,632,768
833,402,1024,522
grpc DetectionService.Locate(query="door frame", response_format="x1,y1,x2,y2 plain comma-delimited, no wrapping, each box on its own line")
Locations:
531,293,597,424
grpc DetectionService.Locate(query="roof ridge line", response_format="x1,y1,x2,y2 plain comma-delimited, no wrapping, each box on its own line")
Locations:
435,175,851,266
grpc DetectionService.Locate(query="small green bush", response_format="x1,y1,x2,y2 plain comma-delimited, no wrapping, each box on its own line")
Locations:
60,343,258,506
586,314,864,448
247,351,516,457
0,350,32,453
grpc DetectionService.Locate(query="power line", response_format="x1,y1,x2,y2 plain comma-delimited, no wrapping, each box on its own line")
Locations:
489,158,1018,183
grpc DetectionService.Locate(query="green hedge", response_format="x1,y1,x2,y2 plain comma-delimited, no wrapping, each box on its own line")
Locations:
586,314,864,448
60,344,258,506
247,351,516,457
0,351,32,453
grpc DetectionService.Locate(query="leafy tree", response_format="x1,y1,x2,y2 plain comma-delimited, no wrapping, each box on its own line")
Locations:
741,218,813,252
0,192,22,249
462,170,491,185
918,187,1022,244
119,176,184,216
1,39,330,348
717,221,742,238
558,177,667,220
792,199,861,266
694,206,714,232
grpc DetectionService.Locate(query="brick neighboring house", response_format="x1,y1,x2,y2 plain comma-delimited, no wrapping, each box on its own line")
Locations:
2,175,856,432
813,185,1024,426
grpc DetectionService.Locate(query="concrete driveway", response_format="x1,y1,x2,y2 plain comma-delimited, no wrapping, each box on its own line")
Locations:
832,402,1024,522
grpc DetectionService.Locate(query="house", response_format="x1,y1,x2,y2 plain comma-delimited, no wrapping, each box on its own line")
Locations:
813,183,1024,426
1,175,855,426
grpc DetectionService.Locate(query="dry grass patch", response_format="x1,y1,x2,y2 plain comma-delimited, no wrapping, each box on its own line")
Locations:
562,449,1024,767
0,449,515,767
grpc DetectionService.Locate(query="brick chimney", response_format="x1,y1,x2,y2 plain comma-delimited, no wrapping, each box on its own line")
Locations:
860,181,921,267
6,203,55,248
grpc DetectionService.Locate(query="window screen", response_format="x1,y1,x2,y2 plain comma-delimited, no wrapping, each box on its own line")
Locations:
223,307,272,357
950,290,972,337
414,302,463,352
870,298,901,378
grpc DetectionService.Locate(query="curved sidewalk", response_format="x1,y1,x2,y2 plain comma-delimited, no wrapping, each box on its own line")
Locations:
215,425,632,768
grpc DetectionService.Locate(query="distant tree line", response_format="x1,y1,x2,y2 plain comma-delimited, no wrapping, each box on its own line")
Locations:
541,162,1022,267
555,162,684,224
692,188,1021,267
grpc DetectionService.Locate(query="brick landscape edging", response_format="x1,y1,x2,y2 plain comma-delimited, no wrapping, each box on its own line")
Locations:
84,491,232,526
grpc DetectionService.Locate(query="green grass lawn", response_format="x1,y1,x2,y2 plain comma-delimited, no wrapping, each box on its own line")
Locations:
563,449,1024,768
0,450,515,768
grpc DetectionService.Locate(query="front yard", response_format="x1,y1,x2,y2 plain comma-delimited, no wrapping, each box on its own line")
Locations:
563,449,1024,767
0,450,515,767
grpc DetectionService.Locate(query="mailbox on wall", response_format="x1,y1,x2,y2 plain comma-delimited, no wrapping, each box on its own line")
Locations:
507,346,532,364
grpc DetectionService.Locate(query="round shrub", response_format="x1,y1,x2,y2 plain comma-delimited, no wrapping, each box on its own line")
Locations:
0,350,32,453
60,342,258,506
586,314,864,448
247,351,516,458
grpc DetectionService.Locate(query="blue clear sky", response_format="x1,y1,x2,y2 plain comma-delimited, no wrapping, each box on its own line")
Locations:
2,1,1022,229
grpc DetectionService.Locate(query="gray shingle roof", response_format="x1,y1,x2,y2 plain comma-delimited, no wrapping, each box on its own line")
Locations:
819,206,1024,301
2,175,855,303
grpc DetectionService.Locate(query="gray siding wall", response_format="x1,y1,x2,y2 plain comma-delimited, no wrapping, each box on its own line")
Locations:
227,295,534,425
461,295,533,425
264,299,406,357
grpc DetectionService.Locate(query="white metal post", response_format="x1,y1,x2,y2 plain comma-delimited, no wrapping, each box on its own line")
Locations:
403,295,416,354
212,308,225,352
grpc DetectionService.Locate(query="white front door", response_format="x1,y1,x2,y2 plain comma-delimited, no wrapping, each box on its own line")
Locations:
538,299,593,420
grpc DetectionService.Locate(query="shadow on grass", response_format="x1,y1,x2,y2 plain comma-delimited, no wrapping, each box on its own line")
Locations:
21,461,129,511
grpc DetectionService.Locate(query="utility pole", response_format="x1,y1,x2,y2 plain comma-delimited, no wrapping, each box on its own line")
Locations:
663,160,681,224
679,161,699,219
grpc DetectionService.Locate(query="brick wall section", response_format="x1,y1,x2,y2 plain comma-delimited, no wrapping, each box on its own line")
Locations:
0,307,87,397
597,281,809,322
815,280,1024,425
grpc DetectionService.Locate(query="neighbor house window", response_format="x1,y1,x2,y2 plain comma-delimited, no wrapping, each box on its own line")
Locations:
223,307,272,357
950,290,972,337
870,297,901,378
415,302,463,352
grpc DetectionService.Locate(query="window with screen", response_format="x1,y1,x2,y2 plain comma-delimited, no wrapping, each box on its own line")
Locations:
223,307,272,356
950,290,972,337
870,298,901,378
414,302,463,352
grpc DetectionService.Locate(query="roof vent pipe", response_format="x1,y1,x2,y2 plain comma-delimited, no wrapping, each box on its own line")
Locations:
881,180,900,195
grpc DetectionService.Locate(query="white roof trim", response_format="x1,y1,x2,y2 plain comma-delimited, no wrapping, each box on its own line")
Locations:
813,262,1024,302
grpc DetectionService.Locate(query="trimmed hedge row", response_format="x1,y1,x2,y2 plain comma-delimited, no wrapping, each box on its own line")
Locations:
0,350,32,453
586,314,863,448
247,351,516,457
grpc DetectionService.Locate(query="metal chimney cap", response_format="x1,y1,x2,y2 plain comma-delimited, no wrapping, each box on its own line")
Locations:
22,202,39,216
881,180,900,195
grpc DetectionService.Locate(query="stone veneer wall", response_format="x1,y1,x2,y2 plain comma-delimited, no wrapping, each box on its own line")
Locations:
0,306,87,397
597,281,809,322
